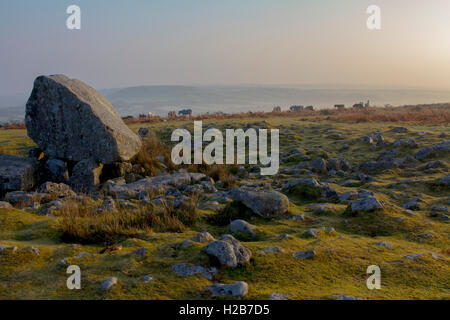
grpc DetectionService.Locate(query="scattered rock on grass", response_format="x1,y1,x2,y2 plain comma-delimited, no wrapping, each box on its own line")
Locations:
339,191,357,203
74,252,90,259
311,158,328,174
133,247,146,257
282,178,322,199
0,244,18,254
100,277,118,290
181,240,194,248
279,234,292,240
392,127,408,133
331,294,363,300
415,147,433,160
350,196,383,212
258,247,284,255
106,172,192,199
229,187,289,218
306,228,319,238
439,174,450,187
205,235,252,267
402,197,422,210
293,250,316,260
229,220,256,238
291,214,305,221
193,232,215,243
269,293,290,300
404,254,422,262
22,246,40,255
204,282,248,298
171,263,218,280
0,201,12,208
58,259,68,266
377,242,392,250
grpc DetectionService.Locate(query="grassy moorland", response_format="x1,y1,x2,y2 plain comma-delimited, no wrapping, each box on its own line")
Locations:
0,105,449,300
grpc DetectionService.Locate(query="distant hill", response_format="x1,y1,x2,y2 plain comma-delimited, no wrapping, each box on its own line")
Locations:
103,85,450,118
2,84,450,123
105,85,199,102
103,85,287,116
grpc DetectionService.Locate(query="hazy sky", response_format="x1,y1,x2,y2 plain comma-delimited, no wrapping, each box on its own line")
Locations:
1,0,450,95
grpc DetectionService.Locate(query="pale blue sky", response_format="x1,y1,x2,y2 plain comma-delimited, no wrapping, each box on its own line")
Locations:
1,0,450,95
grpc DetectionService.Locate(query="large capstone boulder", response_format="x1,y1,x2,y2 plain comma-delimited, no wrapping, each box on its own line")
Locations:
229,187,289,218
205,235,252,267
25,75,142,164
0,155,38,195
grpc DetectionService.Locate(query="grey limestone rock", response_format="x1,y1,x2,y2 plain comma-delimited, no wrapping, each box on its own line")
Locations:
26,75,142,164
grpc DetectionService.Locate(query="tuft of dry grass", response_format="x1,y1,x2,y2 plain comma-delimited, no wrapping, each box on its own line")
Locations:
333,105,450,123
131,134,176,176
205,165,238,188
59,193,200,245
7,192,54,209
160,192,201,228
188,163,238,188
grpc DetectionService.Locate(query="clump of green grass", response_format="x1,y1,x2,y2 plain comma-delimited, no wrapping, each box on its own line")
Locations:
341,208,425,238
0,207,55,241
287,183,322,200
